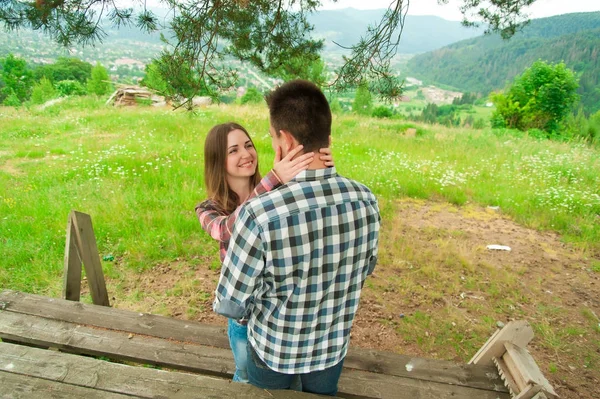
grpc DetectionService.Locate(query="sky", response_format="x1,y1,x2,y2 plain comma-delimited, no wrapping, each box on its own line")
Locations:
319,0,600,21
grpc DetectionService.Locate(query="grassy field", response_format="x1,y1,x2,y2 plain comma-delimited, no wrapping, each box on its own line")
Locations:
1,97,599,397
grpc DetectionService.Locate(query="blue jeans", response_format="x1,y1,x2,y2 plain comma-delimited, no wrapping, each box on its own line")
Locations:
246,343,344,396
227,318,249,383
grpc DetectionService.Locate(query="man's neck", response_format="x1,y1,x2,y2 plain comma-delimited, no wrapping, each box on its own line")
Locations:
306,157,327,170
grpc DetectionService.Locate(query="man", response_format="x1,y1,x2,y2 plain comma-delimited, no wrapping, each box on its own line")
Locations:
213,79,380,395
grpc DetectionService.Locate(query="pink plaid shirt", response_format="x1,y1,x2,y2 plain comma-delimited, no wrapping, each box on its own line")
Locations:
195,171,282,262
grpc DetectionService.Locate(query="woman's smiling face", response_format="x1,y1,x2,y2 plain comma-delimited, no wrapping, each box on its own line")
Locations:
225,128,258,179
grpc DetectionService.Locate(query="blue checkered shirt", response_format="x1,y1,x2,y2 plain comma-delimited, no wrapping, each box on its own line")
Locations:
213,167,380,374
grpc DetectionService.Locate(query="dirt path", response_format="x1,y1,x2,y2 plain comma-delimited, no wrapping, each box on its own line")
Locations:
103,199,600,399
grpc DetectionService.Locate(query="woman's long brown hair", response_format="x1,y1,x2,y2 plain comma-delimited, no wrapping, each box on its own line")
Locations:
204,122,262,214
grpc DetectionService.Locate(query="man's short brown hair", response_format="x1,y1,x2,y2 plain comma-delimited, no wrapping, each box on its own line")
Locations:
265,79,331,152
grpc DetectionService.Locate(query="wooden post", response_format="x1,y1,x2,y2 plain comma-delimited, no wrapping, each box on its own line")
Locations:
63,215,82,302
62,211,110,307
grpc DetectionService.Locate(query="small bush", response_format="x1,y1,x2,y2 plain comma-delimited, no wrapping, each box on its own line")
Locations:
240,87,264,105
30,78,57,105
329,97,343,114
56,80,87,96
527,128,547,140
473,118,486,129
490,112,506,129
3,90,21,107
372,106,393,118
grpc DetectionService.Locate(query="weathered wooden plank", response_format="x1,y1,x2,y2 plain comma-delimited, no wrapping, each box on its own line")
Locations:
70,211,109,306
0,311,236,378
470,320,534,366
0,312,510,399
504,343,557,398
339,368,509,399
0,342,318,399
63,219,82,302
0,370,135,399
342,348,505,393
0,289,230,348
0,290,507,393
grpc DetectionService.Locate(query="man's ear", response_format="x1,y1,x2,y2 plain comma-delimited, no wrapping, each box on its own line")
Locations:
279,130,296,152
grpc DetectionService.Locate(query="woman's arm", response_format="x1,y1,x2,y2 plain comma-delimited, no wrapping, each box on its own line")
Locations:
195,145,323,243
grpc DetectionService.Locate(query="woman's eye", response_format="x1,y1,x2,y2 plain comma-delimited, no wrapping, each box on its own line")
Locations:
246,143,254,149
229,149,237,154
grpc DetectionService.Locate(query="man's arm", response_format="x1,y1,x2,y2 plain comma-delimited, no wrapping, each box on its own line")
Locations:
195,171,281,242
213,206,265,320
367,201,381,276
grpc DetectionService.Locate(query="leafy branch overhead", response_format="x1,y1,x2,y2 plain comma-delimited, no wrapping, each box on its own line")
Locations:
0,0,537,101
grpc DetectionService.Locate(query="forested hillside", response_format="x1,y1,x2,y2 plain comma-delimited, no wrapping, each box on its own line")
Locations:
407,12,600,113
309,9,484,54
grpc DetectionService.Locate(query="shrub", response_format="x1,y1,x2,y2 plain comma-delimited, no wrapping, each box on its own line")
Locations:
56,80,87,96
30,78,57,105
329,97,342,114
372,106,393,118
240,87,264,105
353,81,372,116
3,89,21,106
87,63,112,96
491,61,579,135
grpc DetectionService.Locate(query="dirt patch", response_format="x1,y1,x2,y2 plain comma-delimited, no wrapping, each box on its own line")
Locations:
0,159,22,176
105,261,225,326
352,199,599,398
105,199,599,398
404,128,417,138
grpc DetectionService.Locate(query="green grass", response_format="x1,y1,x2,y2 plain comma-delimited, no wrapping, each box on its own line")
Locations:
1,97,599,295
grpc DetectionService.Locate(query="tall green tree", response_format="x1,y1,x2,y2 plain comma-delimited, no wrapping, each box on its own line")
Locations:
0,53,33,103
353,81,373,116
140,60,169,97
86,63,111,96
0,0,539,103
491,60,579,133
35,57,92,84
273,56,328,89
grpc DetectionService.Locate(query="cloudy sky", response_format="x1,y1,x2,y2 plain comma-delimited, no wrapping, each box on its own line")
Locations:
320,0,599,21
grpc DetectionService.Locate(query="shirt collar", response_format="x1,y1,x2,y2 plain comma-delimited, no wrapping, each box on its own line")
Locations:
292,167,337,182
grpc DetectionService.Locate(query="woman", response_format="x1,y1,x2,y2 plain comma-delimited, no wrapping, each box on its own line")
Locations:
195,122,332,383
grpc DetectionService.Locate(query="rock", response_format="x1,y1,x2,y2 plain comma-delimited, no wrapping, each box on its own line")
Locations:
496,321,505,328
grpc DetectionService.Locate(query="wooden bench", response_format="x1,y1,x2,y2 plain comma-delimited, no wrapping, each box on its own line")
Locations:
0,290,511,398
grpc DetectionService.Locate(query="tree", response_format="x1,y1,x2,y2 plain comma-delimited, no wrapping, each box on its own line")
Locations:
273,56,328,89
35,57,92,84
353,81,373,116
240,87,264,105
3,88,21,106
491,60,579,133
56,80,87,96
30,77,57,104
0,0,537,103
0,53,33,103
141,60,169,98
87,63,111,96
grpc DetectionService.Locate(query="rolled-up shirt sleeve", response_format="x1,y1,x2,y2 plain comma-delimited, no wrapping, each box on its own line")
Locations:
213,205,265,320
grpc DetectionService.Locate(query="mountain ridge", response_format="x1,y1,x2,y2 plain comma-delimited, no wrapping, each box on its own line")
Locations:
405,12,600,112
